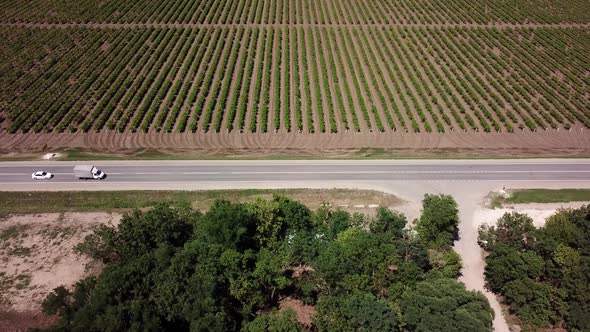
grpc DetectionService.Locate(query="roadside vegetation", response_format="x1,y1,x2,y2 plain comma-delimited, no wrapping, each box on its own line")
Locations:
0,189,401,215
491,189,590,207
40,194,492,331
478,206,590,331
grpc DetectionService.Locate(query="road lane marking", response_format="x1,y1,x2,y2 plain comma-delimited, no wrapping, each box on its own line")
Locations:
1,170,590,177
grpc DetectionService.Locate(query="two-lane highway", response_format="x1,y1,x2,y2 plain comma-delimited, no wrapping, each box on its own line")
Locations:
0,159,589,186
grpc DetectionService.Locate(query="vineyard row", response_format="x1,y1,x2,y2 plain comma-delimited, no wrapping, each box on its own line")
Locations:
0,0,588,25
1,26,588,134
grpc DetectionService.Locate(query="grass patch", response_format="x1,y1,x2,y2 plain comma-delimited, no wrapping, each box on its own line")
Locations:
14,274,31,290
0,189,402,215
493,189,590,206
0,225,29,242
8,247,32,257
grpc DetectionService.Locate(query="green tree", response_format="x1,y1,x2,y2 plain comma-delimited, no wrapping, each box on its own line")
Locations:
201,200,257,250
314,293,401,332
427,248,462,278
247,195,312,248
75,204,195,262
42,286,71,316
153,241,235,330
243,310,305,332
401,278,493,332
502,278,565,327
416,194,459,247
484,244,543,292
478,212,535,251
562,256,590,331
221,247,290,316
314,228,398,294
371,207,407,238
323,210,352,240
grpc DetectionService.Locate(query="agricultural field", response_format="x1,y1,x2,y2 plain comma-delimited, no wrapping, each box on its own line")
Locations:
0,0,588,145
0,0,588,24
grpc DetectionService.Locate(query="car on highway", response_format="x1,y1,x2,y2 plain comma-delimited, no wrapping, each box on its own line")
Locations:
31,171,53,180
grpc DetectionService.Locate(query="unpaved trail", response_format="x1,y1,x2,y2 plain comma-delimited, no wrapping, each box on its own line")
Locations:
453,192,510,332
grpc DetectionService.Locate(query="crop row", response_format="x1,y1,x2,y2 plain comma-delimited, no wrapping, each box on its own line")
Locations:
1,26,588,134
1,0,587,24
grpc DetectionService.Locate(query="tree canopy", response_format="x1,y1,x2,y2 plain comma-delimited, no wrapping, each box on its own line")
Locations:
416,194,459,247
42,194,491,331
480,206,590,331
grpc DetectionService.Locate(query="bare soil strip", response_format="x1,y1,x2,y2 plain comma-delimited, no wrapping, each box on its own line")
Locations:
1,22,588,29
1,131,589,158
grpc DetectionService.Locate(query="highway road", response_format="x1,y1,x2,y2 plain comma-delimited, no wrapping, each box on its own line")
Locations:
0,159,589,185
1,158,589,332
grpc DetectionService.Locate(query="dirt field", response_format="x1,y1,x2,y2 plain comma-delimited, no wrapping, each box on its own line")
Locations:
1,130,589,159
0,213,120,330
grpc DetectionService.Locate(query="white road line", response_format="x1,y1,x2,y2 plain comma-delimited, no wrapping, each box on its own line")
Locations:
1,170,590,176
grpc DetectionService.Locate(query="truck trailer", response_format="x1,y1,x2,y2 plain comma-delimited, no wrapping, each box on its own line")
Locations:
73,165,106,180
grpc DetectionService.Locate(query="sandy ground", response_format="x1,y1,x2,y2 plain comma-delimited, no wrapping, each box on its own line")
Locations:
474,201,590,229
0,212,120,329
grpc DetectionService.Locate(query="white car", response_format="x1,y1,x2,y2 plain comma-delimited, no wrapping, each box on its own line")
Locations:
32,171,53,180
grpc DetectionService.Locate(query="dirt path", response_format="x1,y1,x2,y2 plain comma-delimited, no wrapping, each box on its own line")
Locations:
453,192,510,332
2,22,588,29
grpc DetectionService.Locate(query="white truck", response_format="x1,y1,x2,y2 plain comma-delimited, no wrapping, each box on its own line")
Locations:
74,165,106,180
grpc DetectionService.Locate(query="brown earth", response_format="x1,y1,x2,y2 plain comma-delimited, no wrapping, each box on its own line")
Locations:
279,297,316,327
0,213,120,331
1,22,589,29
1,130,589,159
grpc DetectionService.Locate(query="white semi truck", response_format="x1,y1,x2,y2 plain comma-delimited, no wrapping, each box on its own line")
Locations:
73,165,106,180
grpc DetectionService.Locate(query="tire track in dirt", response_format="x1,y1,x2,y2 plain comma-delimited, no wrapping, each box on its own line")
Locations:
1,130,589,153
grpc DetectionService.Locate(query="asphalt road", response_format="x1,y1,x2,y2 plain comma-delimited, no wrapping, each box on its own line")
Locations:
0,159,589,185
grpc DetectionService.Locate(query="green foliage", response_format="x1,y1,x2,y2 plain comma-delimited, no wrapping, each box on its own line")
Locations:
313,228,398,295
43,195,491,331
401,278,493,332
243,310,304,332
427,248,463,278
75,204,196,263
484,244,543,292
371,207,407,238
478,212,535,250
314,293,401,332
416,194,459,247
502,278,565,327
41,286,71,316
482,205,590,330
563,256,590,331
